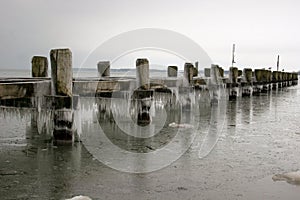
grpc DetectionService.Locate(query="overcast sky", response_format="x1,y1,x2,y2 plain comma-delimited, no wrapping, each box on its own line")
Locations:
0,0,299,71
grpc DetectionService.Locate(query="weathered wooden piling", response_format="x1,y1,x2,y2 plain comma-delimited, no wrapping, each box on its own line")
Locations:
135,58,152,125
167,66,178,77
287,73,293,86
238,70,242,77
253,69,263,95
184,63,194,85
210,64,221,103
260,69,269,92
229,67,239,83
32,56,48,77
291,73,295,86
136,58,150,89
50,49,73,96
286,73,289,86
97,61,110,77
285,72,289,87
218,67,224,78
50,48,74,142
291,73,295,85
287,72,290,86
228,67,239,100
282,72,287,87
210,65,219,83
193,61,199,77
49,96,74,140
289,73,292,86
132,89,153,126
277,71,283,88
267,70,272,90
243,68,253,83
204,68,210,77
272,71,279,89
241,68,253,96
292,73,298,85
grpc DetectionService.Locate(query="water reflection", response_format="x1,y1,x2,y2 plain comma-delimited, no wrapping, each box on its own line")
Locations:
0,107,83,199
240,97,253,125
26,117,82,199
227,100,237,128
81,89,202,173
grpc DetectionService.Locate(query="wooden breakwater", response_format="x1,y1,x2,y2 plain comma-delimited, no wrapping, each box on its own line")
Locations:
0,48,298,142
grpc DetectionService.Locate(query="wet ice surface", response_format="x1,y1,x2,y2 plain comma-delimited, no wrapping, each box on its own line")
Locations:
1,86,300,199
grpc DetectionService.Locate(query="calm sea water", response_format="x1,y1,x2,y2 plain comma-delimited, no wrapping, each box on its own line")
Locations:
0,69,32,77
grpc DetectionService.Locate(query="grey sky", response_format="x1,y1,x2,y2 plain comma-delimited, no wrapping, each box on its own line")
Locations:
0,0,299,71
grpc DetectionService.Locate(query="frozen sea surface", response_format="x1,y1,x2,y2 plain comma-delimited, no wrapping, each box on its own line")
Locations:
1,85,300,199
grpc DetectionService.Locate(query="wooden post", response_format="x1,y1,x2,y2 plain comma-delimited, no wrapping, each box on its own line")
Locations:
238,70,242,77
210,64,221,103
288,73,293,86
229,67,238,83
167,66,178,77
97,61,110,77
184,63,194,85
292,72,298,86
267,70,272,90
50,49,73,96
218,67,224,77
135,58,152,126
253,69,263,95
228,67,239,100
282,72,287,87
241,68,253,96
278,71,283,88
261,69,269,92
272,71,279,89
136,58,150,89
50,48,74,143
132,90,153,126
204,68,210,77
32,56,48,77
193,61,199,77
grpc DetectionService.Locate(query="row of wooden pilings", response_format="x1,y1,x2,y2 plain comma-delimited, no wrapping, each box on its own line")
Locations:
32,49,74,143
30,48,298,142
217,66,298,99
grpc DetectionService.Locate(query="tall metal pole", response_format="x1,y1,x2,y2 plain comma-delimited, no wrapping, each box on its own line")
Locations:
232,44,236,67
277,55,280,71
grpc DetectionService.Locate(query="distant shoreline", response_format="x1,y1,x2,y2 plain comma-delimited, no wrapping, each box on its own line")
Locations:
1,68,300,75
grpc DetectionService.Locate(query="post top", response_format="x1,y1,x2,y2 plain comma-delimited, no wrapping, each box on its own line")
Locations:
184,62,193,67
136,58,149,66
50,48,72,54
97,61,110,65
229,66,238,70
211,64,219,68
31,56,48,63
32,56,47,59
